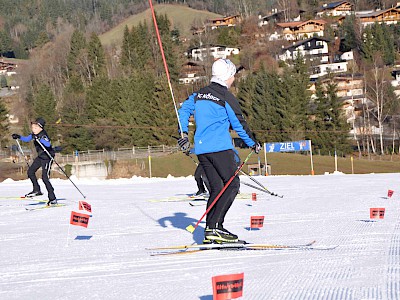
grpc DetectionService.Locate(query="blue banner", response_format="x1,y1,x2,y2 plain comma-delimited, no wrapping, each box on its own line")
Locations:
264,140,311,153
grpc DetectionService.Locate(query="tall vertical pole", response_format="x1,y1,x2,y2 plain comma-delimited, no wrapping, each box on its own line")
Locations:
263,142,268,176
309,140,314,175
148,0,183,137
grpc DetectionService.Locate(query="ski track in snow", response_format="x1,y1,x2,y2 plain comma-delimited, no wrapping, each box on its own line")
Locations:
0,173,400,299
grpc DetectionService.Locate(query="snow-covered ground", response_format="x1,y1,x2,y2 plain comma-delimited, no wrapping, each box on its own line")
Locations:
1,173,400,299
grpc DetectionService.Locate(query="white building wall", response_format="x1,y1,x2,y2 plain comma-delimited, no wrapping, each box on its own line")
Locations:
340,50,354,61
310,61,348,79
279,40,329,61
190,47,240,61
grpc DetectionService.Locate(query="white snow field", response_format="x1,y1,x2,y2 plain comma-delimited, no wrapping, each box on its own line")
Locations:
1,173,400,300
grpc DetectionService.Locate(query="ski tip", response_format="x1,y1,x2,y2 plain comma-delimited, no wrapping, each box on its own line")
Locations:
186,225,195,233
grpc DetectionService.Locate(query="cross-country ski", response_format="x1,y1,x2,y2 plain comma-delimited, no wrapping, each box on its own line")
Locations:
2,174,400,299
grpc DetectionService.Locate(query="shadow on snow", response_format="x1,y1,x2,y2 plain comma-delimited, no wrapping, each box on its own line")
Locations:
158,212,205,244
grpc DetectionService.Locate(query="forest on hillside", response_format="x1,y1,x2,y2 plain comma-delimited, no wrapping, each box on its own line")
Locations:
0,0,396,58
0,0,399,156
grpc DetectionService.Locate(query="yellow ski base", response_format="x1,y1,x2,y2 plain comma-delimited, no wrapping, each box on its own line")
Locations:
186,225,195,233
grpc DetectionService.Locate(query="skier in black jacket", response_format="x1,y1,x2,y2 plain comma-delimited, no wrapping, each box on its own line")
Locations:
12,118,57,205
178,59,261,243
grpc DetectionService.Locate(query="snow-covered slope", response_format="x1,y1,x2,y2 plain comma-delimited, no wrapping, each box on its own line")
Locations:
1,173,399,299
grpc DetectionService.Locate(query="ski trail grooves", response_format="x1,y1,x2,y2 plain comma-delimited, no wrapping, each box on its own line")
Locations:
387,213,400,299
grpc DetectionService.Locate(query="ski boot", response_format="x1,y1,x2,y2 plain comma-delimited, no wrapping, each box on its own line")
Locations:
25,191,43,198
204,226,239,244
47,199,58,206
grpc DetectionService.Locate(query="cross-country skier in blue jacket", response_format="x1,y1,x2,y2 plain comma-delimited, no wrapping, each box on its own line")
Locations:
12,118,57,205
177,58,261,243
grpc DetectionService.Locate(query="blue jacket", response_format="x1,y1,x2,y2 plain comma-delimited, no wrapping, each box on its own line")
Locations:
178,82,256,155
20,130,55,159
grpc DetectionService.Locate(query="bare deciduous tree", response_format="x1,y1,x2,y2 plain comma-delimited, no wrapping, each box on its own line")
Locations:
364,54,398,154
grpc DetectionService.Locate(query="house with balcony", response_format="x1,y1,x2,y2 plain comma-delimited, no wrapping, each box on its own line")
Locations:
279,37,330,63
344,7,400,27
187,45,240,62
208,15,241,30
310,61,348,79
276,19,327,41
317,1,353,17
0,61,17,76
258,9,286,27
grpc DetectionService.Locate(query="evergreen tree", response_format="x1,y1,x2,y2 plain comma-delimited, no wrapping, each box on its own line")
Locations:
252,68,279,142
0,75,7,88
340,15,359,52
381,25,396,65
361,26,375,62
121,22,152,72
216,27,241,47
308,80,351,154
67,30,87,77
135,22,151,69
280,55,310,141
33,84,57,138
120,26,134,67
0,97,8,145
60,75,94,152
361,24,396,65
237,73,256,124
149,77,177,144
35,31,50,48
0,30,12,56
87,32,107,79
153,13,180,81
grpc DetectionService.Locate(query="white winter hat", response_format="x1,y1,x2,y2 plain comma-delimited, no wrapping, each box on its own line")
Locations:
211,59,236,81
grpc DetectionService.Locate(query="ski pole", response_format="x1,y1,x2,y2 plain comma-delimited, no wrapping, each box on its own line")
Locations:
35,138,86,199
186,150,254,233
233,150,283,198
239,169,283,198
187,149,272,195
179,139,272,196
241,181,274,194
15,139,30,168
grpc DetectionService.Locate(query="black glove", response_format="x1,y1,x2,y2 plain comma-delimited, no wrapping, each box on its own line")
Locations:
252,142,262,154
177,133,190,152
11,133,20,139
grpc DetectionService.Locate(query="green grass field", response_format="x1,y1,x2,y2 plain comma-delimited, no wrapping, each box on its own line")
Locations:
100,4,221,46
132,150,400,178
2,150,400,182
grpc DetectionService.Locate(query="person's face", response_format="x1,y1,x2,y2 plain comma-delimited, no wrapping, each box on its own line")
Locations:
31,123,42,134
226,76,235,88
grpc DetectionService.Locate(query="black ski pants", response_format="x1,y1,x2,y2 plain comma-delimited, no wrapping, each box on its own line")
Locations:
198,149,240,228
28,157,56,200
194,164,211,193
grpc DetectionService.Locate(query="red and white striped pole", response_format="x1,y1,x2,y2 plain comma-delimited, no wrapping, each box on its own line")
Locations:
148,0,183,137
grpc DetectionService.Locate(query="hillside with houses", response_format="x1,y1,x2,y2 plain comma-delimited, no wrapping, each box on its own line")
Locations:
172,1,400,155
0,0,400,159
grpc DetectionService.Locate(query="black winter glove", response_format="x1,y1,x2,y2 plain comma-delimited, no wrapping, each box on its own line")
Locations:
11,133,20,139
177,133,190,152
252,142,262,154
